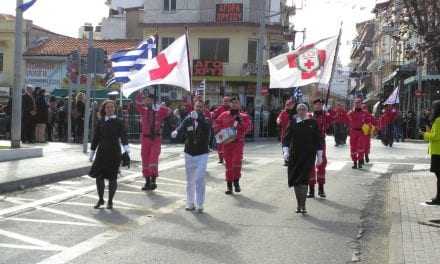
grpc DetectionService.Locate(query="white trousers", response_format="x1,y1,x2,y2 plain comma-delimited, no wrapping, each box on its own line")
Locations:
184,153,208,209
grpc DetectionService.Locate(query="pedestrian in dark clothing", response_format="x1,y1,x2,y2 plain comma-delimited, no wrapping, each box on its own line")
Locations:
56,100,67,141
75,93,85,143
422,100,440,205
47,96,57,141
89,100,129,210
34,88,48,143
282,103,323,214
22,85,36,143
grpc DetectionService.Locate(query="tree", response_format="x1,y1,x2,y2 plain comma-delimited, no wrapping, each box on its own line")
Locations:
401,0,440,71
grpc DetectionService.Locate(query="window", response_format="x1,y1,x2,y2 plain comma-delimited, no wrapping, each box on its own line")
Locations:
0,52,3,73
163,0,176,11
161,37,175,50
247,40,257,63
199,39,229,63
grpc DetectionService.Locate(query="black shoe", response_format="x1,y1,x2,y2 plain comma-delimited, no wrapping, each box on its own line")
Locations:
141,177,151,191
150,178,157,190
307,187,315,198
284,160,289,166
218,158,224,164
318,185,326,198
225,182,233,195
358,160,363,169
296,208,301,213
426,198,440,205
365,154,370,163
359,159,365,167
106,201,113,210
94,199,105,209
233,180,241,193
301,208,307,214
352,161,358,169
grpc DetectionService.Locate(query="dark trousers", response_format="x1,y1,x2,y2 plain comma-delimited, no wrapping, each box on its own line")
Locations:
334,123,347,145
22,117,34,142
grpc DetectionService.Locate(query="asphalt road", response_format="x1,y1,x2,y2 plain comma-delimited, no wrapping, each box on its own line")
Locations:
0,139,429,264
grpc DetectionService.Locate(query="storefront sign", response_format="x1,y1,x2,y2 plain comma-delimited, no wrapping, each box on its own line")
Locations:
216,3,243,23
193,60,223,76
26,62,66,92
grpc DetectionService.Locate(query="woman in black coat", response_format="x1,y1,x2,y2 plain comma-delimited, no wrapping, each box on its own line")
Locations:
282,103,323,214
89,100,129,209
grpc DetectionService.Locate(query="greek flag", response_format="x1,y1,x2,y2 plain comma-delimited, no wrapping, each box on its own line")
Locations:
18,0,37,12
292,87,303,101
196,79,206,96
106,36,157,87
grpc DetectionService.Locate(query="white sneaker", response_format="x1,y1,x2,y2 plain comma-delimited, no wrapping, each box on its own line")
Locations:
185,205,195,211
195,207,204,214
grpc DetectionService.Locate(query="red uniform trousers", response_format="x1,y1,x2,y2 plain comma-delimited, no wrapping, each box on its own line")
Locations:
350,130,364,161
361,134,371,155
141,137,161,178
223,141,244,182
309,143,327,185
217,143,224,160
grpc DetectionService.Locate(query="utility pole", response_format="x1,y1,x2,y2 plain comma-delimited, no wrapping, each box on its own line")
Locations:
255,6,266,138
83,29,94,153
11,0,23,148
416,35,423,132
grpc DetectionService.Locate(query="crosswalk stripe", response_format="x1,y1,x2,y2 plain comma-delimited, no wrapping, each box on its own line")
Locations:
369,163,391,174
413,164,430,170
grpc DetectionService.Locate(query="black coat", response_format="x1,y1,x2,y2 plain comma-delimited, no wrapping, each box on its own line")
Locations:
22,93,35,121
176,114,211,156
89,118,128,180
35,95,48,124
282,117,323,187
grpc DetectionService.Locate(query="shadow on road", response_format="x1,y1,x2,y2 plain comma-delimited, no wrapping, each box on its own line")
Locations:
231,195,278,213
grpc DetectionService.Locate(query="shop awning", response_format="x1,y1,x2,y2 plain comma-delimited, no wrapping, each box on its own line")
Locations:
193,75,270,83
382,70,398,84
51,89,123,99
404,75,440,86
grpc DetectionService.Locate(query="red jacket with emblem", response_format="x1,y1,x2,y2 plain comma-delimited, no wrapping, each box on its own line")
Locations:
214,111,252,143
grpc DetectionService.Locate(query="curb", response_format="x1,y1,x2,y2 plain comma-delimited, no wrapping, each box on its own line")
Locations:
0,166,91,194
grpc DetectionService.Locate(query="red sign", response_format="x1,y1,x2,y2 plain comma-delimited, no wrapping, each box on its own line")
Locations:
193,60,223,76
216,3,243,23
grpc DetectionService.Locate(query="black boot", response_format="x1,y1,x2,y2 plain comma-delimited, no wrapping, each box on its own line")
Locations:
141,177,151,191
358,159,363,169
307,185,315,198
365,154,370,163
94,199,105,209
299,185,308,214
150,177,157,190
352,161,358,169
218,157,224,164
293,186,301,213
225,181,233,195
233,180,241,193
318,184,326,198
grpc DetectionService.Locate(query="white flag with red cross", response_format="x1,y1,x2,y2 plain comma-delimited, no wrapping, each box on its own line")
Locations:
268,36,338,89
122,34,191,97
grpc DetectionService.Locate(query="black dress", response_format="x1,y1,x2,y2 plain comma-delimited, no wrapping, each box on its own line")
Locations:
89,118,128,180
282,117,323,187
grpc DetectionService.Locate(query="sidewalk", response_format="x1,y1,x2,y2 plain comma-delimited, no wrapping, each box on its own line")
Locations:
389,170,440,264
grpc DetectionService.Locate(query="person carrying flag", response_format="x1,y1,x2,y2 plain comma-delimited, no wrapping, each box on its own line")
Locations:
136,92,171,191
308,98,333,198
214,97,252,194
211,96,231,164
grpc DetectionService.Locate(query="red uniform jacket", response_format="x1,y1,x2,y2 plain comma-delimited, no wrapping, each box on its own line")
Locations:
331,108,349,125
277,110,290,140
347,109,369,131
312,111,334,137
212,105,230,120
135,96,171,137
379,108,397,130
214,111,252,143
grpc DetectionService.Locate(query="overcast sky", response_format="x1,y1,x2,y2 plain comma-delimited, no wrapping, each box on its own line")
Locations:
0,0,377,65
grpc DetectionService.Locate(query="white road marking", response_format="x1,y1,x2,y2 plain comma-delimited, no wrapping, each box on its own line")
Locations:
0,229,66,251
369,163,391,174
0,243,64,251
413,164,430,170
327,161,347,171
0,217,103,227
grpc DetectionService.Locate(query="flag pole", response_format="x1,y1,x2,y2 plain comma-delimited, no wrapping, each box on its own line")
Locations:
154,29,159,107
185,26,192,103
324,22,343,107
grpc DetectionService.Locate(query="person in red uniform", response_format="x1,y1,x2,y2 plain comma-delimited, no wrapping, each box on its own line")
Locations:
136,92,172,191
214,97,252,194
380,104,398,147
347,98,368,169
361,103,375,163
331,103,349,146
211,96,231,164
277,99,296,166
308,99,333,198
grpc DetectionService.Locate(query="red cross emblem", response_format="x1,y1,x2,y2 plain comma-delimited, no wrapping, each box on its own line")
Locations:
287,44,326,80
149,53,178,81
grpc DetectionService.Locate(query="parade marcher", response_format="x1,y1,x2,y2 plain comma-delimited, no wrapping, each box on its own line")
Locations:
380,104,398,147
211,96,231,164
282,103,323,214
172,100,211,213
347,98,369,169
361,103,375,163
422,100,440,205
89,100,129,209
214,97,252,194
277,99,296,166
136,92,172,191
308,99,333,198
332,103,349,146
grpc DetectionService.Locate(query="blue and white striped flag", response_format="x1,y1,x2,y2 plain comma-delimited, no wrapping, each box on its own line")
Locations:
107,36,157,87
18,0,37,12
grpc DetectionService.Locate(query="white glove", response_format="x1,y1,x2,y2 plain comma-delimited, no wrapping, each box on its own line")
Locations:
282,147,289,161
316,150,323,165
234,121,239,128
171,130,178,138
190,111,198,120
89,150,95,162
123,145,130,154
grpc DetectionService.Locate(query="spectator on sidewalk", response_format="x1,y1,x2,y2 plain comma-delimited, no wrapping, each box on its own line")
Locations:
34,88,48,143
47,96,58,141
75,92,85,143
56,100,67,142
422,100,440,205
89,100,129,210
22,85,36,143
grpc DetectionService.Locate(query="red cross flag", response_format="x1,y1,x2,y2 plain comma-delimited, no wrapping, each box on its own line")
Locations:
122,34,191,97
268,36,338,89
